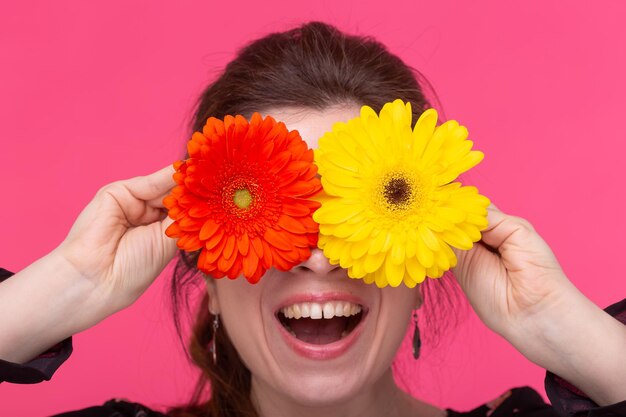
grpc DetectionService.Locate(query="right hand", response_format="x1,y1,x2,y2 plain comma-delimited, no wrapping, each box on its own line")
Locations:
53,165,179,313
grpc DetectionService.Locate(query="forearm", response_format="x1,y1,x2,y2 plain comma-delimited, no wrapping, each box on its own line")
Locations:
509,285,626,406
0,250,109,363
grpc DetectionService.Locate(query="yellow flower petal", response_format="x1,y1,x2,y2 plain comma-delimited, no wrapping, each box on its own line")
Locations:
384,256,405,287
368,229,393,255
411,108,438,160
416,238,435,268
418,224,440,251
313,203,361,224
403,275,419,288
346,221,376,242
363,251,386,274
406,256,426,284
390,240,406,265
441,226,474,250
350,238,371,260
434,247,451,270
436,206,467,223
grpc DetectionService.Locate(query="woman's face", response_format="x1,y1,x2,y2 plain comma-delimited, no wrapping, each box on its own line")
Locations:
206,104,422,406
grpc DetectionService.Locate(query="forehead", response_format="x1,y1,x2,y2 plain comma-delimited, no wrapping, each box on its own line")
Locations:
260,104,362,149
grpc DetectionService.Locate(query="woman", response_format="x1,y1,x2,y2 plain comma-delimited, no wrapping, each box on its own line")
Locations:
1,21,625,417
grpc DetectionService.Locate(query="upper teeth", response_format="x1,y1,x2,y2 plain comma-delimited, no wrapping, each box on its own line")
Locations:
280,301,362,320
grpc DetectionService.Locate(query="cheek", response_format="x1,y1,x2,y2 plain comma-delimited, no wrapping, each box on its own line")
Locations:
213,279,269,366
380,286,421,313
377,287,420,347
215,278,263,329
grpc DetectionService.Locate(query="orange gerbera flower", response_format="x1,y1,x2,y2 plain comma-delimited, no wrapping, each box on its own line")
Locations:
163,112,321,283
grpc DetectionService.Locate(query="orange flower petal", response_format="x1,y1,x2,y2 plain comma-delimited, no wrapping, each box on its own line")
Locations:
205,228,225,250
199,220,220,240
237,232,250,256
281,202,311,217
217,250,238,273
272,250,294,271
176,234,200,250
223,235,236,260
261,240,273,269
242,251,260,280
226,258,242,279
277,214,307,234
250,236,264,259
205,237,228,264
264,228,292,251
164,222,181,237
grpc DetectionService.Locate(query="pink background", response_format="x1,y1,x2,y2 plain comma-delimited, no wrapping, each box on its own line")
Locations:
2,1,625,415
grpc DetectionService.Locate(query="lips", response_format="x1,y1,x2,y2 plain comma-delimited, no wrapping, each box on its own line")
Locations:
274,294,368,360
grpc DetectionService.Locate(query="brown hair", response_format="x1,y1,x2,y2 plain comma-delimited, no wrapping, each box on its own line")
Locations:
166,21,461,417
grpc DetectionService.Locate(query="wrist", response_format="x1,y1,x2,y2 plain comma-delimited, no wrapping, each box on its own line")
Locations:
0,249,111,363
506,285,626,406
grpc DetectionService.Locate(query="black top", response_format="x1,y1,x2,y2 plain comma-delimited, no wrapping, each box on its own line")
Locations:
1,267,625,417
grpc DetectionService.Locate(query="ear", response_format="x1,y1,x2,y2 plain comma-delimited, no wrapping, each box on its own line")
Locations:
203,274,221,315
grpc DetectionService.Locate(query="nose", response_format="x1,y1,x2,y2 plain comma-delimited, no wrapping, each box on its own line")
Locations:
291,248,342,275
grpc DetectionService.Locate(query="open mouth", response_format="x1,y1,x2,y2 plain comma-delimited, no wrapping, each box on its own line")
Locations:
276,301,365,345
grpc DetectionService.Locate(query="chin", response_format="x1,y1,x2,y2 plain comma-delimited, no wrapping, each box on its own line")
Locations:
272,370,369,407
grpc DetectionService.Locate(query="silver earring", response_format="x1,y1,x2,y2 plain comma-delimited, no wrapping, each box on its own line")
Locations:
210,314,219,365
412,311,421,360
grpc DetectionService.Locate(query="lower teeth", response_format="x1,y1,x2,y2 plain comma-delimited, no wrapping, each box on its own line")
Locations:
287,328,350,339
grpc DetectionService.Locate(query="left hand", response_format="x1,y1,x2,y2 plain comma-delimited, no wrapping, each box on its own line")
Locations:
451,203,574,341
452,203,626,406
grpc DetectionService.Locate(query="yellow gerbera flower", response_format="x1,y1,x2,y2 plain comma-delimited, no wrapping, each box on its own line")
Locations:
313,99,490,288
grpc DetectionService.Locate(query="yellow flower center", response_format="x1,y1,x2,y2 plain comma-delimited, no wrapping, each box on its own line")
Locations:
378,172,420,212
233,189,253,209
371,170,432,225
383,177,412,207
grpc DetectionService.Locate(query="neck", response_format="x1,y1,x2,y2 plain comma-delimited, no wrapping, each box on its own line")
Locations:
250,368,436,417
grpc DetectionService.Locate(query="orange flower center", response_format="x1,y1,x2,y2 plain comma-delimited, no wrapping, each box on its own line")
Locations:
233,189,253,209
222,178,260,218
217,169,280,238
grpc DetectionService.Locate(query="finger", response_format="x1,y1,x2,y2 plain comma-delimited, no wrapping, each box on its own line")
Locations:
124,165,177,202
